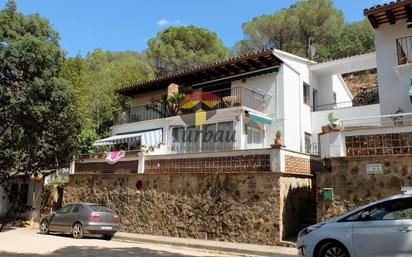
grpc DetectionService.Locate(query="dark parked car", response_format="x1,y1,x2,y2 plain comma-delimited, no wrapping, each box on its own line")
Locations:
39,203,120,240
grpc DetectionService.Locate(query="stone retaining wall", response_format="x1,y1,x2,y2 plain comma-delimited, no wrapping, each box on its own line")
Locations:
317,155,412,222
64,173,313,245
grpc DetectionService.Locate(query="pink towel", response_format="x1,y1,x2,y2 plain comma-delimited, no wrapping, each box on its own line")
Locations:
105,151,125,164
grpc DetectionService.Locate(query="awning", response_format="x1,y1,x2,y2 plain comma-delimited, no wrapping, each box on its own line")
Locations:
93,129,162,147
248,112,272,124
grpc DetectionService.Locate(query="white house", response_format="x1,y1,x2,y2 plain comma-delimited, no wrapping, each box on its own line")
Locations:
320,0,412,158
366,0,412,115
77,48,382,173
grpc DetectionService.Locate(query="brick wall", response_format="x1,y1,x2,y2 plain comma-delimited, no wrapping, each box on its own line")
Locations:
285,155,311,174
75,160,138,174
145,155,271,173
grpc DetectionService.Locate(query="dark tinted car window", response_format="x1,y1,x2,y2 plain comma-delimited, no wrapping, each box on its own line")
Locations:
341,197,412,222
89,205,113,212
71,205,82,213
369,198,412,221
56,205,72,214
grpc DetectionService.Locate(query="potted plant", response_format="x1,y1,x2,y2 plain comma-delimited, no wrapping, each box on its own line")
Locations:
275,129,282,145
321,124,330,133
328,112,340,130
400,56,408,65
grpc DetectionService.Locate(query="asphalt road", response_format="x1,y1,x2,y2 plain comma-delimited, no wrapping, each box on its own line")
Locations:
0,227,241,257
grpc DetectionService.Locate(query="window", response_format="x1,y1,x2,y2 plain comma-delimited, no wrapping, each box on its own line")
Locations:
247,125,262,149
333,91,337,104
172,122,234,153
202,123,216,152
19,184,29,205
71,205,82,213
342,198,412,222
304,133,311,154
313,89,318,107
56,205,72,214
9,183,19,202
303,83,310,105
217,122,234,150
368,198,412,221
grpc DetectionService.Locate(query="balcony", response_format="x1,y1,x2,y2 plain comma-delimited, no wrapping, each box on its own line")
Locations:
396,35,412,65
312,87,379,112
114,87,265,125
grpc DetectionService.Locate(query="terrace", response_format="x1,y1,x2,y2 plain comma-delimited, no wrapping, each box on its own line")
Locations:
312,87,379,112
320,112,412,158
114,86,265,125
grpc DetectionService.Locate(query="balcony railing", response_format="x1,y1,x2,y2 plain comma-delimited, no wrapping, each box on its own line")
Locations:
312,87,379,112
114,87,265,125
396,36,412,65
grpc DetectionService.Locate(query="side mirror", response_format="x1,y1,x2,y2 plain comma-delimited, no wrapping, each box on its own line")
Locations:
360,211,371,221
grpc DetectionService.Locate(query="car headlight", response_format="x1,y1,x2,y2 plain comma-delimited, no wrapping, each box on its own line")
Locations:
298,224,324,238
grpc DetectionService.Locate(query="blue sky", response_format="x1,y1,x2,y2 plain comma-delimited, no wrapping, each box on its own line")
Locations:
1,0,386,57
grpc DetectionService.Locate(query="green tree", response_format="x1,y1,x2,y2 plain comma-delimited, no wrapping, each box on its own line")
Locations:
61,49,154,150
0,0,80,184
146,25,230,76
75,129,99,154
234,0,344,57
316,20,375,61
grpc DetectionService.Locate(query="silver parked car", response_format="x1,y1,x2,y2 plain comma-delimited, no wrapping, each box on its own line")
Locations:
39,203,120,240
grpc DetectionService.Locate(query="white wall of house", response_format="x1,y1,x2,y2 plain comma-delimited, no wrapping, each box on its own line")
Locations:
375,21,412,115
0,178,43,221
274,50,314,152
311,104,381,144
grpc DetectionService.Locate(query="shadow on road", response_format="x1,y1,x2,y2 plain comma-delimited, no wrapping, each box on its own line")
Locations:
0,245,200,257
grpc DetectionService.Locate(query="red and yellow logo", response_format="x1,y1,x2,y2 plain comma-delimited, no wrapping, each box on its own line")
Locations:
180,92,220,127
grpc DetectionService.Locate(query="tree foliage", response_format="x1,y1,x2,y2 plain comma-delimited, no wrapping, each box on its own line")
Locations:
146,25,230,76
0,0,80,183
316,20,375,61
60,49,155,152
235,0,375,61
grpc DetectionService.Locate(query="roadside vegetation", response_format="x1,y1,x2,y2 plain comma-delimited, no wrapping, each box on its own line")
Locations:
0,0,376,183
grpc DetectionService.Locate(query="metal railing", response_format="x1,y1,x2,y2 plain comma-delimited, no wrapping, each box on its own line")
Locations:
114,87,265,125
312,87,379,112
312,101,354,112
396,36,412,65
305,143,320,156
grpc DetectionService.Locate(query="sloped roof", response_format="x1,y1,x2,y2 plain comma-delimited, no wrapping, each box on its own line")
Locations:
117,49,282,96
364,0,412,28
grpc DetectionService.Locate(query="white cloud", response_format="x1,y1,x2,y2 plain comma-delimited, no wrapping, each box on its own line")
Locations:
157,19,181,27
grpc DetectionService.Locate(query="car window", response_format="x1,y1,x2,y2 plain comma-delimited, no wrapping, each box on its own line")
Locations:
89,205,113,212
343,211,363,222
71,205,82,213
368,198,412,221
56,205,72,214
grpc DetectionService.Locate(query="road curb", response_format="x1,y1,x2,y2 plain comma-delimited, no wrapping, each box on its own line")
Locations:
113,234,297,257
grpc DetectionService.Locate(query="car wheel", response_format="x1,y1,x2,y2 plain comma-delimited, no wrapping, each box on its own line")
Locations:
318,242,350,257
72,223,84,239
39,220,49,234
103,234,114,241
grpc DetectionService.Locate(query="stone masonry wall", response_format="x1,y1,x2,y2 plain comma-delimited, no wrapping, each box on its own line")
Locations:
64,173,312,245
317,155,412,222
